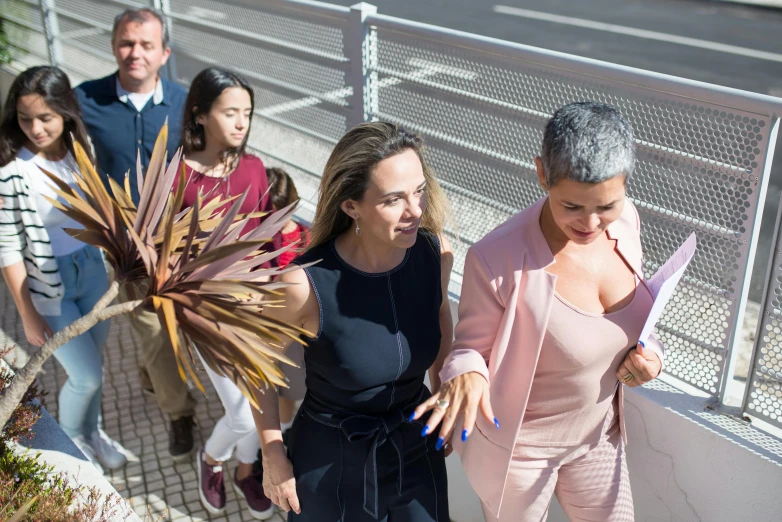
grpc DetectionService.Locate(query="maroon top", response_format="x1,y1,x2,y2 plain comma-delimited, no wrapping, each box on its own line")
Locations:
177,154,280,267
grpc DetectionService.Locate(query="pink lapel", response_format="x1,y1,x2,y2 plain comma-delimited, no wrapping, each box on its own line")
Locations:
606,202,650,294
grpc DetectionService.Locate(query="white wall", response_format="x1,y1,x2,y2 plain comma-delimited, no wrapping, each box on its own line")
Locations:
621,380,782,522
442,300,782,522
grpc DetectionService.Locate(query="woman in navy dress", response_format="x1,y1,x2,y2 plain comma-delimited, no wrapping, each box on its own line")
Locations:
253,122,454,521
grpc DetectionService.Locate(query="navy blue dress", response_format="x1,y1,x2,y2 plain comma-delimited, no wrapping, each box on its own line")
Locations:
287,230,449,522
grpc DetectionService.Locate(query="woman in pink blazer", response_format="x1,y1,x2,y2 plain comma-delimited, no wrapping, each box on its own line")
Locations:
412,102,665,521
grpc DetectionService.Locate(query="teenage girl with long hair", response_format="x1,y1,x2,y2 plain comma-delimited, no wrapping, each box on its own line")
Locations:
178,66,277,520
0,66,127,474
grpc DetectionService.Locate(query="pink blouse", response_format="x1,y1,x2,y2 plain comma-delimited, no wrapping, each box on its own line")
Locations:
516,279,654,446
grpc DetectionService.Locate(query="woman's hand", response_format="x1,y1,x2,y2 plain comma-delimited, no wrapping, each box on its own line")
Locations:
410,371,497,450
22,311,53,347
616,342,661,387
262,448,300,514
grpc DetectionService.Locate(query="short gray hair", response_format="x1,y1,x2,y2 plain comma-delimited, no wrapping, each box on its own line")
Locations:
112,7,170,49
540,101,635,187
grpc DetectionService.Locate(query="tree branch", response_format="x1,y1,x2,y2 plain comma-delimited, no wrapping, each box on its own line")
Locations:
0,280,143,428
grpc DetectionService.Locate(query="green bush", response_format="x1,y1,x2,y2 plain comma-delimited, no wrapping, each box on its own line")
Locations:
0,346,127,521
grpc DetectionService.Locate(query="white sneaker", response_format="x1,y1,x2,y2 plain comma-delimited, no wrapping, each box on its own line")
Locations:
71,434,104,475
89,429,128,471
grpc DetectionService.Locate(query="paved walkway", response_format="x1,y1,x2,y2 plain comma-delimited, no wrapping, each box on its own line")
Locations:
0,281,287,522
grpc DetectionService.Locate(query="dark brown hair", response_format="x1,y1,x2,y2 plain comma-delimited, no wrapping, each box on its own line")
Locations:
266,167,299,211
180,67,254,174
0,66,94,168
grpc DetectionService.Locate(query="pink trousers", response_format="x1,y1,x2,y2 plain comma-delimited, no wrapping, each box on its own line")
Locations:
482,421,633,522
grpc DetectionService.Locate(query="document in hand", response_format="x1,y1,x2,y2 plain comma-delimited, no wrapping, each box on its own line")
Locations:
638,232,697,344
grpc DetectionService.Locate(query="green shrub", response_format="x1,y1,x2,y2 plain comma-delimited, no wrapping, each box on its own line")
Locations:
0,346,127,521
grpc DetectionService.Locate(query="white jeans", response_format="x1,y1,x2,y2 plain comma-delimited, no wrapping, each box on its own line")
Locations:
199,353,261,464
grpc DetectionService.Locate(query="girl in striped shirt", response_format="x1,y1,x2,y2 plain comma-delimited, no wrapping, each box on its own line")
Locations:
0,66,126,474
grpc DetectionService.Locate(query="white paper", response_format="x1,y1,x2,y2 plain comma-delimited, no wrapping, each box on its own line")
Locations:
638,232,697,344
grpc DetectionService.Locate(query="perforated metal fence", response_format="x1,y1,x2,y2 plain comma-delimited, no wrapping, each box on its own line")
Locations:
164,0,355,221
50,0,146,80
3,0,782,405
366,14,782,396
745,195,782,429
1,0,152,87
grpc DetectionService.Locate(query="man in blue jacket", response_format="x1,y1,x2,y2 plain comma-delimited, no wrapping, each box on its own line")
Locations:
75,7,196,462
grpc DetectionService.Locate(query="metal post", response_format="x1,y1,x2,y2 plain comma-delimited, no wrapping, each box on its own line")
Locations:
39,0,62,66
719,116,781,406
153,0,177,81
742,185,782,415
347,3,377,129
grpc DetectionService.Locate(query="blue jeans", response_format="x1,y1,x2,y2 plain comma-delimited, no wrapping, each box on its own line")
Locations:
43,245,111,438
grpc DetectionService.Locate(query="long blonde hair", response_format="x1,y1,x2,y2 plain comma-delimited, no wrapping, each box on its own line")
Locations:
308,122,450,250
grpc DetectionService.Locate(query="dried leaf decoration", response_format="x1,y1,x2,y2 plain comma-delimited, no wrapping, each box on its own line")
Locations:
40,123,312,408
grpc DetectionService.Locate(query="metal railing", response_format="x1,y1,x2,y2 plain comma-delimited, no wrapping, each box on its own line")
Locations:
745,190,782,430
360,12,782,405
3,0,782,420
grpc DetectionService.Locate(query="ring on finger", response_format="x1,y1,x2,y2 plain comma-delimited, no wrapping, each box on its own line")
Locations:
435,398,450,410
621,373,634,383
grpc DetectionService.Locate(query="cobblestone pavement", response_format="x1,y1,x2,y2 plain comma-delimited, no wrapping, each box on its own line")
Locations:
1,281,287,522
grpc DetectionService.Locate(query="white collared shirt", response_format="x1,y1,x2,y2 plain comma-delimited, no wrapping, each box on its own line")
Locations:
116,77,164,112
19,147,86,257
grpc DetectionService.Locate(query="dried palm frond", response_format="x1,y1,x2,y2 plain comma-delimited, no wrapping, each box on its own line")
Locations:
41,123,311,408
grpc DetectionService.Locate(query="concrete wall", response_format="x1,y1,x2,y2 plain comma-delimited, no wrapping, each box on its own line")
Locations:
441,300,782,522
622,380,782,522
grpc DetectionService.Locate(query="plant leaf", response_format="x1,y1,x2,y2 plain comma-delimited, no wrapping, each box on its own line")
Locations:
180,241,265,279
201,189,249,253
7,495,39,522
136,120,169,226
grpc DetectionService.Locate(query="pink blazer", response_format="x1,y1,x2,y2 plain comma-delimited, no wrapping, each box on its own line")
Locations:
439,196,665,517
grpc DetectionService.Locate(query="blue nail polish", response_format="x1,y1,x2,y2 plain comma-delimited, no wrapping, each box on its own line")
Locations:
461,429,468,442
494,418,501,430
639,340,645,348
408,412,416,422
421,425,429,437
435,437,444,450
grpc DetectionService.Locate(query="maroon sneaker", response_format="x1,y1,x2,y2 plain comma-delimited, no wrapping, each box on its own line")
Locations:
234,467,275,520
196,448,226,515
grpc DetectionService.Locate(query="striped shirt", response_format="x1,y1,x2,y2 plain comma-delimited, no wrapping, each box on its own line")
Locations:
0,150,67,316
